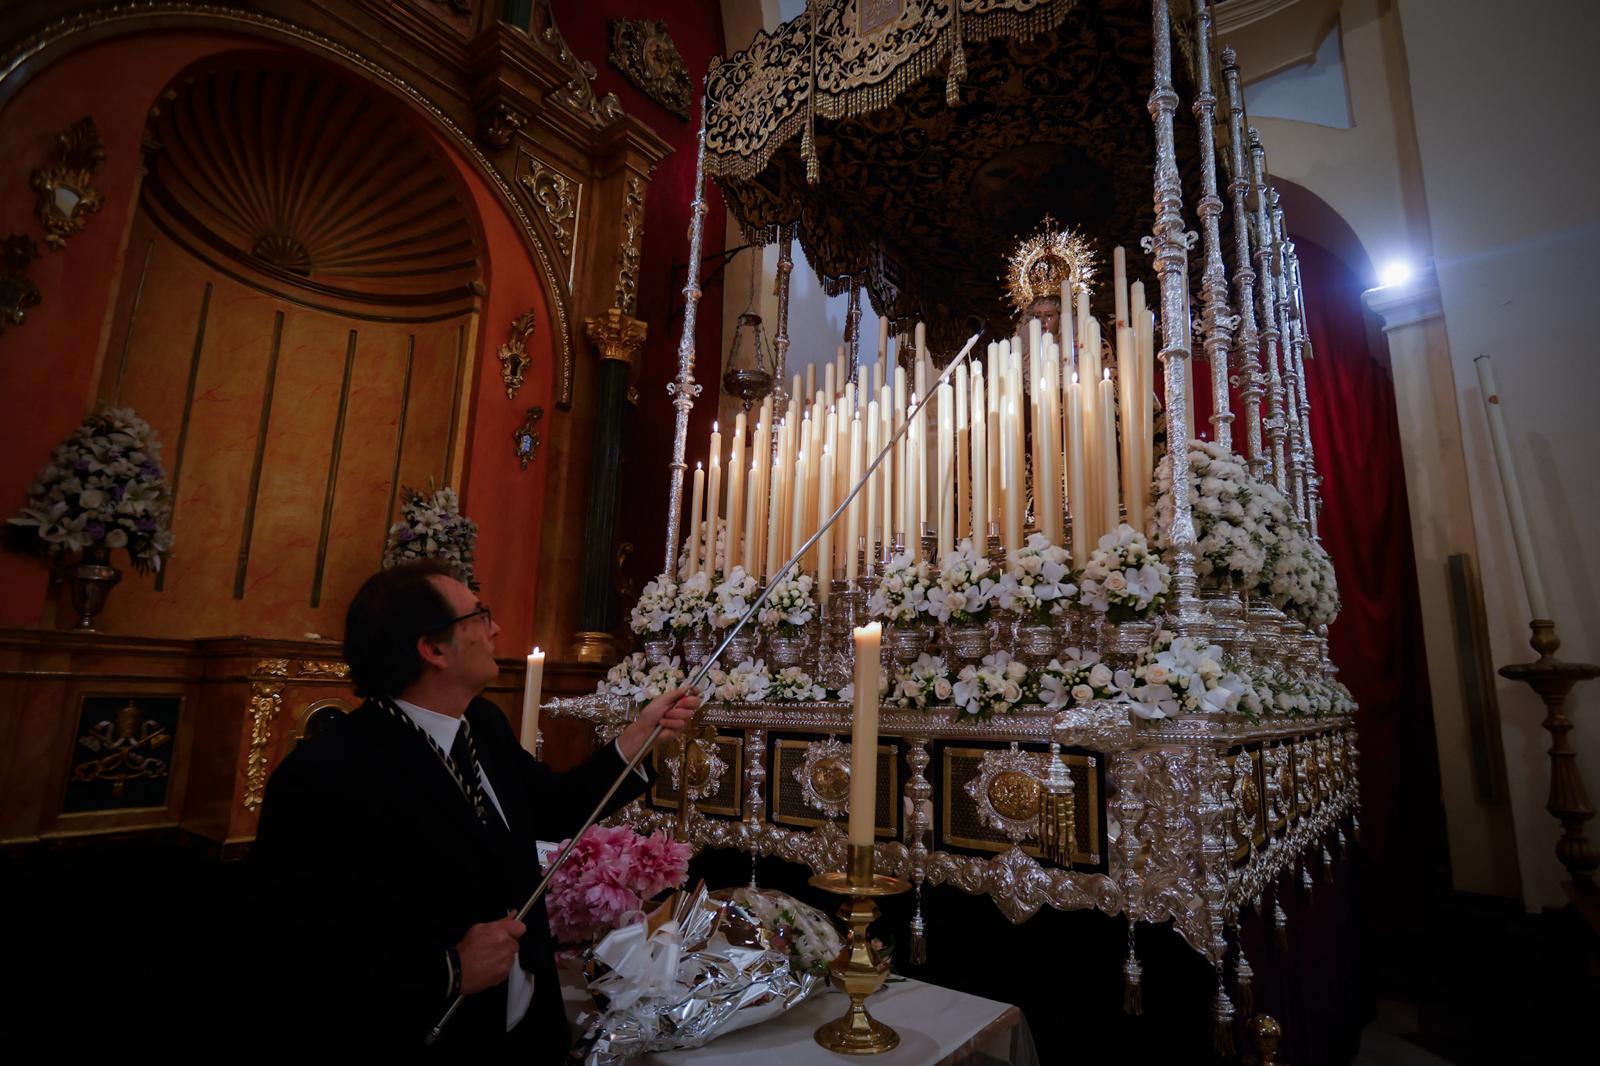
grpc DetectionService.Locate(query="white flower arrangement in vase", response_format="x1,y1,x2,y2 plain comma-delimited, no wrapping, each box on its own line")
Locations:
767,665,827,702
1036,649,1123,709
886,653,954,709
640,657,689,701
951,650,1028,721
384,483,479,586
630,575,678,636
598,652,651,705
927,539,1001,624
1153,442,1271,589
998,533,1077,622
670,571,715,635
707,658,771,703
9,406,176,573
1123,629,1252,720
711,565,759,628
866,551,933,624
758,572,817,636
1077,524,1171,623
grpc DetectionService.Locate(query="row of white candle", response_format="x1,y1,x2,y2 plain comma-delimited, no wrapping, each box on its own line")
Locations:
682,251,1162,582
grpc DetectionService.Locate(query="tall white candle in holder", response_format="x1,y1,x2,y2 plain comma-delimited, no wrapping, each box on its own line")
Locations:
1473,355,1551,620
704,422,722,577
519,647,545,755
687,462,704,578
848,621,882,847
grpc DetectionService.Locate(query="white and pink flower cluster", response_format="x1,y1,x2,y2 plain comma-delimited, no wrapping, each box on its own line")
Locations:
952,650,1029,720
1124,629,1252,720
1036,649,1121,710
1077,524,1170,622
866,550,933,624
998,533,1077,622
927,539,1002,624
630,576,678,636
759,573,817,634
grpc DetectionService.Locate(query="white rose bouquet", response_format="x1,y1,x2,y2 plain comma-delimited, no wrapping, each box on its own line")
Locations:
867,551,932,624
671,571,715,635
1124,629,1252,720
886,653,954,709
712,566,759,628
1077,524,1171,623
999,533,1077,622
767,665,827,702
927,539,1001,624
951,650,1028,721
1036,649,1122,710
10,407,178,574
759,572,817,636
630,575,678,636
707,658,771,703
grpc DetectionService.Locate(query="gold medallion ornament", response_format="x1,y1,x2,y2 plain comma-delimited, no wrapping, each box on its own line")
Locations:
1005,216,1097,315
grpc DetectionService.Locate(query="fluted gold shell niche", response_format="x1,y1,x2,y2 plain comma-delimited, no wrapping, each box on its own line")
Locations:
143,56,481,314
95,54,483,640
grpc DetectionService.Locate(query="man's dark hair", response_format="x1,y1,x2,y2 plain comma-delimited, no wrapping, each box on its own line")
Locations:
343,560,461,698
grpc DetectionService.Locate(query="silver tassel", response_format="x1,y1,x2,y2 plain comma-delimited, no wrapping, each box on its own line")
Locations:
1338,826,1349,860
1322,844,1335,883
1212,975,1237,1056
1300,861,1314,896
1236,948,1255,1018
1122,918,1143,1015
909,890,927,965
1351,811,1362,843
1272,895,1288,951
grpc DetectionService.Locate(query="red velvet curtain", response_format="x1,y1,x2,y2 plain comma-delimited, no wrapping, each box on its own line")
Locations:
1296,237,1446,910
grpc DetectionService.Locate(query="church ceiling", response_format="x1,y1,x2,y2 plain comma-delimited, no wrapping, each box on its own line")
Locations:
708,1,1215,350
142,57,482,309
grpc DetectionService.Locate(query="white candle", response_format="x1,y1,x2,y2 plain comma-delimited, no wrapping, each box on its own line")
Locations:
519,647,544,755
972,367,988,539
880,385,894,560
818,448,835,598
955,362,970,541
937,380,954,558
848,621,882,847
743,456,760,577
1004,399,1023,552
866,399,880,565
1099,368,1122,534
725,413,746,577
1474,355,1551,620
688,462,704,578
847,413,863,581
1066,373,1090,566
704,423,721,576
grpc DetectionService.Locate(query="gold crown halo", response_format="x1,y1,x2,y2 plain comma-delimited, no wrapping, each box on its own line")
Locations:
1004,218,1097,314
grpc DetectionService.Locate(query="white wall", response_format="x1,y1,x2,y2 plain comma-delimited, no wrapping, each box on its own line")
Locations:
1396,0,1600,911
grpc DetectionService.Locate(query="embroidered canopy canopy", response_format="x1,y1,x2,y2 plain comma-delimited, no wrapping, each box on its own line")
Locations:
704,0,1220,348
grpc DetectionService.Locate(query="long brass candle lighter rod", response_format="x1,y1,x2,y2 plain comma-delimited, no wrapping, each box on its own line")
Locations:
425,333,979,1045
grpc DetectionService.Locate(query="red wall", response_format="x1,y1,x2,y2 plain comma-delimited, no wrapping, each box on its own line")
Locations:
0,32,256,626
0,31,556,652
553,2,728,587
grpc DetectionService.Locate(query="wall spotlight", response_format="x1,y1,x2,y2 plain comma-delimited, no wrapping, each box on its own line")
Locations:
1379,260,1414,287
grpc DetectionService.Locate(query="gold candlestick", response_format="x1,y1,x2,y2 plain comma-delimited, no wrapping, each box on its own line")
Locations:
809,843,910,1054
1499,619,1599,895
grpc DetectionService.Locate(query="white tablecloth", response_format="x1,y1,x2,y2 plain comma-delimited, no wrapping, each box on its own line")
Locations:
563,969,1037,1066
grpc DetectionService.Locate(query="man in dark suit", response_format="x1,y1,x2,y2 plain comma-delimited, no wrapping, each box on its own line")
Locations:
250,560,698,1058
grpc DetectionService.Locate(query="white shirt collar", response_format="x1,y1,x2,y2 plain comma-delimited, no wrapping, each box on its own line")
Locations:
391,697,462,753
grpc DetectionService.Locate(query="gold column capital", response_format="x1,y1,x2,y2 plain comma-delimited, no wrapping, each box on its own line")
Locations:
584,307,648,368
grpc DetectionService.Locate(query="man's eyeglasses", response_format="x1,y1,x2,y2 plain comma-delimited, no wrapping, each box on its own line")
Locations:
426,604,492,634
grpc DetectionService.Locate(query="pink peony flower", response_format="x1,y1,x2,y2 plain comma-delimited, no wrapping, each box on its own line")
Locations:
545,825,692,943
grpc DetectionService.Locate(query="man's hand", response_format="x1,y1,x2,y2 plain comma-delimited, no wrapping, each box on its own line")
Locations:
617,687,701,764
456,915,525,995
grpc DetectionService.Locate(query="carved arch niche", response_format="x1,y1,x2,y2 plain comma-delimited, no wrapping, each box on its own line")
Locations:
96,52,487,640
